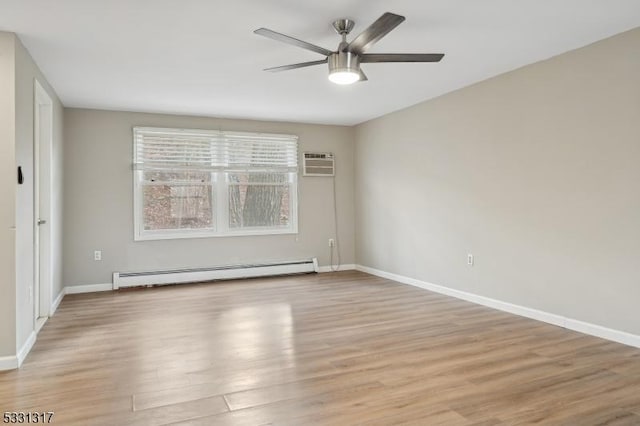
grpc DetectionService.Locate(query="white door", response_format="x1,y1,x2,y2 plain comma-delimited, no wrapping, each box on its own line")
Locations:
34,80,53,329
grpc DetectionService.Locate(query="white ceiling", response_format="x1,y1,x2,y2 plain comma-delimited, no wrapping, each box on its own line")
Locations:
2,1,640,125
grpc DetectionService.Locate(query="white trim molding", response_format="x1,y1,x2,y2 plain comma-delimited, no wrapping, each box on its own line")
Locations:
64,283,113,294
317,264,357,273
1,331,39,371
17,332,37,368
0,355,18,371
51,290,65,315
356,264,640,349
53,262,337,305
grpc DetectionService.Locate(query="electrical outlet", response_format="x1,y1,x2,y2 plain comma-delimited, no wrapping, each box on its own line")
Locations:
328,238,335,248
94,250,102,261
467,253,474,266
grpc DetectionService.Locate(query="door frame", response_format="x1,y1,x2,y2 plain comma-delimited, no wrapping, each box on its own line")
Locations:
34,79,53,328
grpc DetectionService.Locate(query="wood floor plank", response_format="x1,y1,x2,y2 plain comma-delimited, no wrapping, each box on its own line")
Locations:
1,270,639,425
129,395,228,425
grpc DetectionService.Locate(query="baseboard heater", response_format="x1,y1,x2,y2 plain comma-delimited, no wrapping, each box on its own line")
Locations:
112,258,319,289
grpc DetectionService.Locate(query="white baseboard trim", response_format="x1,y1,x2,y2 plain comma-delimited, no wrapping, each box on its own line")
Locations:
356,264,640,349
51,289,65,315
564,317,640,349
0,355,17,371
0,328,38,372
60,265,356,297
17,331,36,368
317,264,357,273
64,283,113,294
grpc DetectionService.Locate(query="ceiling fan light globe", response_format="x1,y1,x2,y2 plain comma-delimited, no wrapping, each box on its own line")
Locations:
328,70,360,85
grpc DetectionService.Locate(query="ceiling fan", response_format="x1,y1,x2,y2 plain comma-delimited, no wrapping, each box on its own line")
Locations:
254,12,444,85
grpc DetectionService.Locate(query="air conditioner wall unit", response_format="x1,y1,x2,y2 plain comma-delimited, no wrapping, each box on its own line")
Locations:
303,152,334,177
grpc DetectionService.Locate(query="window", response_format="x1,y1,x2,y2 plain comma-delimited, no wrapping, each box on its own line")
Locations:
133,127,298,240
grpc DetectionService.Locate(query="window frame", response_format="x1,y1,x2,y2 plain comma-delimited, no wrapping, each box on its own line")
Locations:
133,127,299,241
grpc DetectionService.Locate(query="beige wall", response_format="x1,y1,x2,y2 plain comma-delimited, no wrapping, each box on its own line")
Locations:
0,32,64,361
63,109,355,287
0,33,17,358
14,36,65,352
355,28,640,335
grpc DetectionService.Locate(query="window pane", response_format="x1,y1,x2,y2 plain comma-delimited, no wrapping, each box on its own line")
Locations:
228,172,291,229
142,171,214,231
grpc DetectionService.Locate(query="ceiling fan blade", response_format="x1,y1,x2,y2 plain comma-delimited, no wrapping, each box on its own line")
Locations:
345,12,406,54
360,53,445,63
358,69,368,82
254,28,333,57
264,59,328,72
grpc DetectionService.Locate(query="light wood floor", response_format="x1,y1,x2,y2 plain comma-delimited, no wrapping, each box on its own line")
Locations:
2,271,640,425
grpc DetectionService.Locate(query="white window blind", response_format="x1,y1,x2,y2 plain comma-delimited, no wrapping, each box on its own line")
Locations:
134,128,298,172
133,127,299,240
223,132,298,172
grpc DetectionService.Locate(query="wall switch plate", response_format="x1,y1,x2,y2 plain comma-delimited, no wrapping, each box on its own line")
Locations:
94,250,102,261
467,254,474,266
328,238,335,247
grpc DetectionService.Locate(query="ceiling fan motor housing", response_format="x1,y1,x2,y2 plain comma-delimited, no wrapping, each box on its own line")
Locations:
328,50,360,74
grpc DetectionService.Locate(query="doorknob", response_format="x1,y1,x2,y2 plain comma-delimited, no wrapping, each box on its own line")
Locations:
37,219,46,226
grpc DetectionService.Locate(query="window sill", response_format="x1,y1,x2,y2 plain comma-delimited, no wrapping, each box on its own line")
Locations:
134,227,298,241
